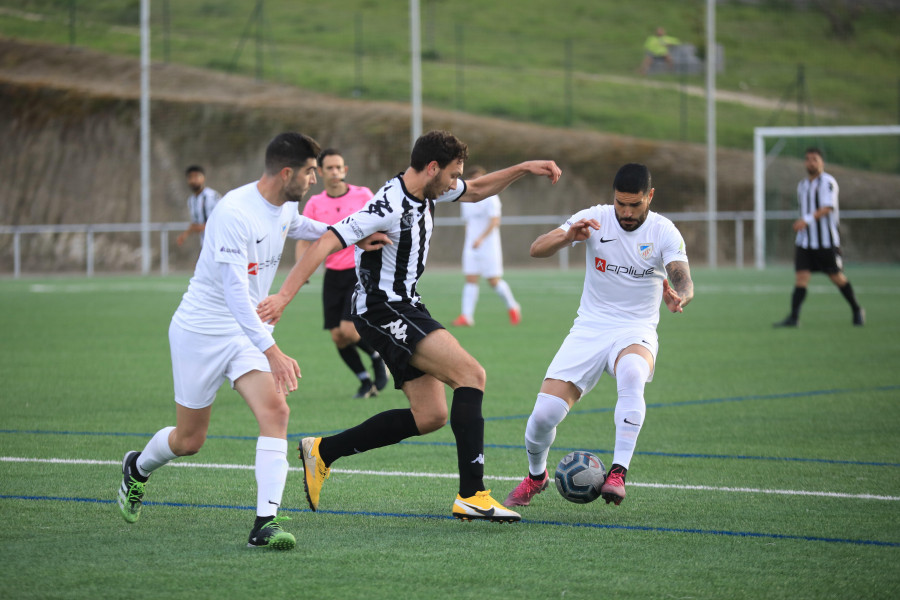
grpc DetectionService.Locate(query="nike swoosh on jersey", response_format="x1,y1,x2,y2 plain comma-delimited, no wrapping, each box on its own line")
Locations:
599,237,616,243
256,235,268,243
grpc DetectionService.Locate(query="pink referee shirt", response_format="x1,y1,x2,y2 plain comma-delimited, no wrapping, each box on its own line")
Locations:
302,183,374,271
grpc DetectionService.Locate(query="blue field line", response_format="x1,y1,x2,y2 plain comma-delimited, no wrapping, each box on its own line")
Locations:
487,384,900,422
2,494,897,548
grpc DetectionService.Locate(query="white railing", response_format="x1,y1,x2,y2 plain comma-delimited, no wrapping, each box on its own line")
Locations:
2,210,898,277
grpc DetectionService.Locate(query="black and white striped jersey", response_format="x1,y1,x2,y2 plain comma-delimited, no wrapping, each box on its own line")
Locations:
795,172,840,249
329,173,467,314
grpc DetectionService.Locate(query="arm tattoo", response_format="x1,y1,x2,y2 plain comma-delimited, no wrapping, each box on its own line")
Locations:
666,261,694,307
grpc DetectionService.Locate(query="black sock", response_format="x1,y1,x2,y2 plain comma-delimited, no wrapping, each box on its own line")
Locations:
253,515,274,528
450,387,485,498
356,337,378,358
790,286,807,320
318,409,419,466
839,282,861,312
529,472,545,481
337,345,368,379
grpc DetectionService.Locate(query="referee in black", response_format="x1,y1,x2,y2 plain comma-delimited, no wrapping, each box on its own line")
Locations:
774,147,864,327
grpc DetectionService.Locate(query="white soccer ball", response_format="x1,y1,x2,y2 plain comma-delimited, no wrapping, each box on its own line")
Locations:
554,451,606,504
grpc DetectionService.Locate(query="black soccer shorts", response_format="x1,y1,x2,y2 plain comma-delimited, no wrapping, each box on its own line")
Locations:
352,301,444,390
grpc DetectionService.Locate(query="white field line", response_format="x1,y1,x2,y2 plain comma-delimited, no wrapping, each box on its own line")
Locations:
3,456,898,502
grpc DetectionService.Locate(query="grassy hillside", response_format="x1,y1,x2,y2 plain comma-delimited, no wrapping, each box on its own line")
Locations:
0,0,897,169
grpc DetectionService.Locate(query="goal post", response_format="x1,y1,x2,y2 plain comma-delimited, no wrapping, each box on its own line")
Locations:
753,125,900,270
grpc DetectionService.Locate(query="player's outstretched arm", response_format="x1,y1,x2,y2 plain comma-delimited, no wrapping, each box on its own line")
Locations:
530,218,600,258
257,230,343,324
663,260,694,313
461,160,562,203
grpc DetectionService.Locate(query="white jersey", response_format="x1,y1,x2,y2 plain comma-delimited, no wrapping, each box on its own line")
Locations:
461,194,501,247
172,181,328,337
330,174,466,313
562,204,688,329
795,172,840,249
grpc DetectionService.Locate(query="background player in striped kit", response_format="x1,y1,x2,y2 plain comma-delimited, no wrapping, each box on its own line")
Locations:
451,165,522,327
773,147,864,327
176,165,221,249
503,163,693,509
257,130,561,522
296,149,388,399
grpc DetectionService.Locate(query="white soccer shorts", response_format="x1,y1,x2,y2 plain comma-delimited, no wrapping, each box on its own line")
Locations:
168,321,270,409
462,237,503,278
544,321,659,398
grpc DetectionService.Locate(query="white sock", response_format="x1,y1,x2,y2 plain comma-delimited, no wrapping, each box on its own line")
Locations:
136,426,177,476
461,282,479,319
255,436,288,517
524,393,570,476
493,279,518,309
612,354,650,470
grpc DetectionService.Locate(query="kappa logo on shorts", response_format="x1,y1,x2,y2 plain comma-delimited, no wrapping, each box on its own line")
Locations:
382,319,408,342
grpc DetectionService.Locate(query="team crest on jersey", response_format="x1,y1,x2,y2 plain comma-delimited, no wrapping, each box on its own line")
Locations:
638,243,654,260
281,222,288,239
400,211,416,231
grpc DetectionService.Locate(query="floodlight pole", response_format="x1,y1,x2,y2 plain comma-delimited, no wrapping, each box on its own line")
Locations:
140,0,151,274
410,0,423,148
705,0,717,268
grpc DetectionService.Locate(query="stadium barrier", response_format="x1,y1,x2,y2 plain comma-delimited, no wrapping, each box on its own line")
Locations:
2,209,898,278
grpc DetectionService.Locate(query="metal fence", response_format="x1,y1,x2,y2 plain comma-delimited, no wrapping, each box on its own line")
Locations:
4,210,898,278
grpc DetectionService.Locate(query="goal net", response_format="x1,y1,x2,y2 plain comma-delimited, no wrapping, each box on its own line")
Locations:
753,125,900,269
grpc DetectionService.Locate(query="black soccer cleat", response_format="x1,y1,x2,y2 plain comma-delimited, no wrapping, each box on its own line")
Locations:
853,308,865,327
773,316,798,328
247,515,295,550
117,451,148,523
353,379,378,399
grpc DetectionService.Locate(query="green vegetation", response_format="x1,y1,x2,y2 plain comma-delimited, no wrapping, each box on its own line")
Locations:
1,0,897,169
1,266,899,598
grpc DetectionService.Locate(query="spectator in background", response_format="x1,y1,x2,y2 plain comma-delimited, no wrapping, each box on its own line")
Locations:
452,166,521,327
639,27,680,75
177,165,221,248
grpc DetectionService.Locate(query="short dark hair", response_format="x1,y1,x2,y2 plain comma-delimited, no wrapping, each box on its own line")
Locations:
805,147,824,159
264,132,322,175
613,163,652,195
410,130,469,171
318,148,343,164
185,165,204,176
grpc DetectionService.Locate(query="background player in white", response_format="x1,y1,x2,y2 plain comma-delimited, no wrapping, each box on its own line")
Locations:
773,147,864,328
452,166,522,327
176,165,221,249
296,149,388,398
115,132,387,550
257,130,561,522
503,163,693,508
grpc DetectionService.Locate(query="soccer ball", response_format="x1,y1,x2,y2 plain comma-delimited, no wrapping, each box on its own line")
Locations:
555,451,606,504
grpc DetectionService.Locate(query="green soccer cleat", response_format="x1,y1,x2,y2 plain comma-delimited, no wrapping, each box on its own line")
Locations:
117,451,147,523
247,515,296,550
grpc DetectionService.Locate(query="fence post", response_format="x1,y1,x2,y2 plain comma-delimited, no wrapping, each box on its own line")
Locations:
160,230,169,275
564,39,573,126
735,216,744,268
86,229,94,277
13,230,21,279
